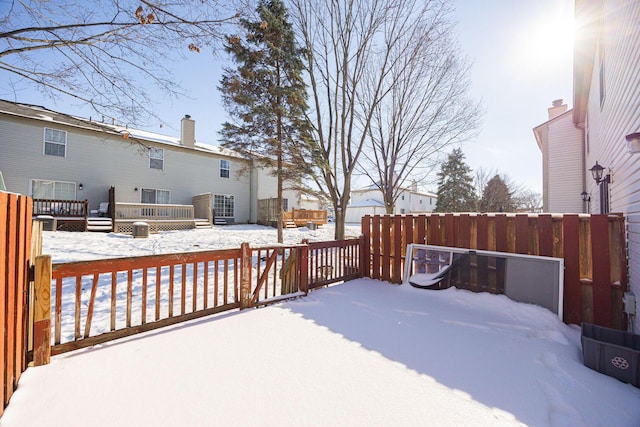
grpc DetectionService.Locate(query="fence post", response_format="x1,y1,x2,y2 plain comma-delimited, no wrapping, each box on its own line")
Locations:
240,242,252,309
33,255,51,366
299,245,309,294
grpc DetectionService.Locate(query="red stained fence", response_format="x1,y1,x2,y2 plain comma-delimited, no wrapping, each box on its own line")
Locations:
361,213,628,329
1,192,37,417
29,239,362,357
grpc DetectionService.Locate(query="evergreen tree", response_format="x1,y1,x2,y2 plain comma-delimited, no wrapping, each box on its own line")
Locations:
479,174,516,212
434,148,477,212
219,0,312,242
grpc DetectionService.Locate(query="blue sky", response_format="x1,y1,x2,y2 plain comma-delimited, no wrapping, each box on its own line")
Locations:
453,0,575,194
2,0,574,194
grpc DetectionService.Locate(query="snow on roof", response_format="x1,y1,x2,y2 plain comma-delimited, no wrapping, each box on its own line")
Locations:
0,99,246,159
348,198,385,208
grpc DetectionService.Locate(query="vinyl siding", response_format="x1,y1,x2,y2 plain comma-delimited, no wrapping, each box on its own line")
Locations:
0,114,253,222
547,115,584,213
582,1,640,331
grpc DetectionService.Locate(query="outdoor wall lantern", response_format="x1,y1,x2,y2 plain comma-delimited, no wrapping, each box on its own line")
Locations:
625,132,640,154
590,161,611,184
78,183,84,190
581,191,590,202
581,191,591,214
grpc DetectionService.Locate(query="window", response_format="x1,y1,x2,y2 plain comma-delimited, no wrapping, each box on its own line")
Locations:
44,128,67,157
420,198,423,204
220,159,230,178
282,198,289,211
141,188,170,204
214,194,234,217
31,179,76,200
150,147,164,170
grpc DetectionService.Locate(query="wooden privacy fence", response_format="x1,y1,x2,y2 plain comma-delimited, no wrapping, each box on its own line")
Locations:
1,192,38,418
361,213,628,329
30,238,362,358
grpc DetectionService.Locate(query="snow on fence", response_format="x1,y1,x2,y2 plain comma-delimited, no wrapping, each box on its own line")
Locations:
361,213,628,329
32,239,363,357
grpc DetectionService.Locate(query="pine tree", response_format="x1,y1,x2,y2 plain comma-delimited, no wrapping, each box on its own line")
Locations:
434,148,477,212
479,174,516,212
219,0,312,242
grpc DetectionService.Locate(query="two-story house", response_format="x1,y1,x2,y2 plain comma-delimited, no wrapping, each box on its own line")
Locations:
0,99,310,231
345,182,437,223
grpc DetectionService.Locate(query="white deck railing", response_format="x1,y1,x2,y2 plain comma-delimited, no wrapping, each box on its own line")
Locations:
115,203,194,221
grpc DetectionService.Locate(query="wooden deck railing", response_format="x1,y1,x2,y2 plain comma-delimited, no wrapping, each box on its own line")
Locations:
306,238,363,289
114,202,194,221
283,208,328,226
31,239,361,357
32,199,88,217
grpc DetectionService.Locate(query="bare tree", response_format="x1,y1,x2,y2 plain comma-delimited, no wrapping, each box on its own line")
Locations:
291,0,463,238
514,189,542,213
0,0,241,125
359,1,481,214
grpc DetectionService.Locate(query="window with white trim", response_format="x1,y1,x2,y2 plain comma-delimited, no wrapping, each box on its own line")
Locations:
141,188,170,204
214,194,234,217
150,147,164,170
44,128,67,157
31,179,76,200
220,159,230,178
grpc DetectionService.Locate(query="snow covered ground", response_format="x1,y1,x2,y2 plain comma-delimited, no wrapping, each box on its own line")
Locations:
2,224,640,426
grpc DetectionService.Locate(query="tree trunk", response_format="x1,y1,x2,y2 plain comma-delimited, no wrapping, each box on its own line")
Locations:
277,112,284,243
334,208,345,240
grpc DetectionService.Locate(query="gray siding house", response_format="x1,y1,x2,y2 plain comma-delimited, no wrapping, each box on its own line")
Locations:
0,99,303,229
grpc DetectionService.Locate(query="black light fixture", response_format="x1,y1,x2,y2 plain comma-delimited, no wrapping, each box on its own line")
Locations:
78,183,84,190
581,191,591,214
581,191,590,202
590,161,610,184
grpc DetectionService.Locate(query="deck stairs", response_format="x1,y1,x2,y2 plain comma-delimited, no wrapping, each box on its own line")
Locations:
214,218,227,226
195,219,212,229
87,217,113,232
284,218,297,228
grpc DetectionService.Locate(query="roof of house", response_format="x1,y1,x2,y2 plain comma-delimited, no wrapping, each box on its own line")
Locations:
532,108,575,150
0,99,243,159
348,198,385,208
351,183,436,198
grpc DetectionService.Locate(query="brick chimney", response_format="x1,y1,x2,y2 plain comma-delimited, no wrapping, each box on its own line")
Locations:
180,114,195,148
548,99,567,120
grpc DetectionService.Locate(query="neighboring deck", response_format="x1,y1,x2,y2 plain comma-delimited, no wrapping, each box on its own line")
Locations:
283,208,328,227
33,199,212,233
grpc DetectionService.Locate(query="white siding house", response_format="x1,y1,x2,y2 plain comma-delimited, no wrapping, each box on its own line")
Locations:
533,100,585,213
346,183,437,223
0,100,303,224
571,0,640,331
